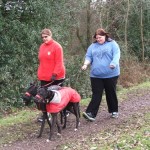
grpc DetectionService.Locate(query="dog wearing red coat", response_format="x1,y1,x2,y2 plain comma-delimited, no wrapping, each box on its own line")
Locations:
34,86,81,140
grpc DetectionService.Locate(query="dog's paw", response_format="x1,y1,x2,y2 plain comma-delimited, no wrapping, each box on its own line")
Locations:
37,135,41,138
57,133,61,136
74,128,78,131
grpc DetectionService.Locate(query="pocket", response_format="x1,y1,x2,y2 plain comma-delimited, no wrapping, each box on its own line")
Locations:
92,67,114,76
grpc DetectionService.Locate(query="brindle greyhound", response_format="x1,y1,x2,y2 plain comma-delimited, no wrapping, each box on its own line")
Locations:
22,83,65,123
34,86,81,140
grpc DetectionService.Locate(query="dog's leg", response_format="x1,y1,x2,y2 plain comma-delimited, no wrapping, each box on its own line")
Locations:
49,113,62,140
60,111,63,125
46,113,52,129
73,103,80,130
78,103,81,118
37,112,46,138
66,103,74,114
56,114,61,135
49,113,56,140
62,109,67,129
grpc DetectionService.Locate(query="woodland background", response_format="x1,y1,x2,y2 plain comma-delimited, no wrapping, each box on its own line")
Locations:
0,0,150,116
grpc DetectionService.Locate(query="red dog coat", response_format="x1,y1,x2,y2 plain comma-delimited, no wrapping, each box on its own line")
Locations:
46,87,81,113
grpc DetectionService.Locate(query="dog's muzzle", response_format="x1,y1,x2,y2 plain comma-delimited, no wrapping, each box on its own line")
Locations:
22,94,32,106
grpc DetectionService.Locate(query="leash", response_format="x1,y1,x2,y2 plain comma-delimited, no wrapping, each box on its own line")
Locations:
40,79,65,88
40,81,54,88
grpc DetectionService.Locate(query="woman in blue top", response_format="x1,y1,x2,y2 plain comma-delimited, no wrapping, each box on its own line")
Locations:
82,28,120,121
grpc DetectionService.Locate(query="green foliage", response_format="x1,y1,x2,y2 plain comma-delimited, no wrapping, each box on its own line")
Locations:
0,0,150,114
0,0,72,111
103,0,150,60
127,0,150,60
64,55,92,98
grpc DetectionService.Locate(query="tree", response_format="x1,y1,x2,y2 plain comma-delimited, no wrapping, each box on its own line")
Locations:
0,0,150,112
0,0,76,109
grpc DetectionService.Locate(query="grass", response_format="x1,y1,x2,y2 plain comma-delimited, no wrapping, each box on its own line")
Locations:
60,112,150,150
101,113,150,150
0,108,40,145
0,108,38,127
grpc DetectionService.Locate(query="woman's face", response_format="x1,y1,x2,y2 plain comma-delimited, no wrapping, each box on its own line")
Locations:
96,35,106,44
41,34,52,43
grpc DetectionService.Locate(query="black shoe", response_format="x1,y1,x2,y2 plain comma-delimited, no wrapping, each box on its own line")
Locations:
83,112,95,121
111,112,118,118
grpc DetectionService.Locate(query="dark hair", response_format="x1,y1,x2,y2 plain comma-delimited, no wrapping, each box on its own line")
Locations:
93,28,111,43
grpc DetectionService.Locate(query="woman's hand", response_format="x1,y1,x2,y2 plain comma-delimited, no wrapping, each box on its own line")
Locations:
81,64,88,70
51,74,57,81
109,65,115,69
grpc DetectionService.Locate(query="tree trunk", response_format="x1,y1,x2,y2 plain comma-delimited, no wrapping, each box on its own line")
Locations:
125,0,130,55
140,1,144,62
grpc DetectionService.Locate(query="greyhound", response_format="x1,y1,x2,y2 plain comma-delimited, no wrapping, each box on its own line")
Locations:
34,86,81,140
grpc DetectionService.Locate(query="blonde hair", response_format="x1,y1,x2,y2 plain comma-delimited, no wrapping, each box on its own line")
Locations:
41,28,52,37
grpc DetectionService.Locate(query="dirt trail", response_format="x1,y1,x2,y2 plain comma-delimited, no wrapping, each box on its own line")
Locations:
1,90,150,150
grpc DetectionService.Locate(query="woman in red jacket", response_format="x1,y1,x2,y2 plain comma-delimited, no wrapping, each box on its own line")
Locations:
37,28,66,121
38,28,65,86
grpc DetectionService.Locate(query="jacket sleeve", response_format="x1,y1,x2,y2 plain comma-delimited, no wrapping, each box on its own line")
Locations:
85,44,93,64
110,41,120,67
53,44,64,76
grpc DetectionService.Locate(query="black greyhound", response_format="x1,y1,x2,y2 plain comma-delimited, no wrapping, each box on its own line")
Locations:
34,86,80,140
22,83,60,138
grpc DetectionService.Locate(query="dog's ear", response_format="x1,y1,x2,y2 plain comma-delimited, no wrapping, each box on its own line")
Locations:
47,90,53,98
36,87,47,100
46,90,54,103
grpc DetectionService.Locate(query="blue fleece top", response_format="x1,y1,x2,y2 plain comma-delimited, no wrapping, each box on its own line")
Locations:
85,40,120,78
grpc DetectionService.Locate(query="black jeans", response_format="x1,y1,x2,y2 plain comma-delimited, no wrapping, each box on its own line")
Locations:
40,79,65,87
86,76,119,117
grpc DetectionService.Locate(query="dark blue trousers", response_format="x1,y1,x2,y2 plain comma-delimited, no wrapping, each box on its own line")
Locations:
86,76,119,117
40,79,65,87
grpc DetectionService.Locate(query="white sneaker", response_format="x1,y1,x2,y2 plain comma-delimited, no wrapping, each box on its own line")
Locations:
111,112,118,118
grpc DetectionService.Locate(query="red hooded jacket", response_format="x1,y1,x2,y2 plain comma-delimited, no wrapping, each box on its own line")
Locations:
37,39,65,81
46,87,81,113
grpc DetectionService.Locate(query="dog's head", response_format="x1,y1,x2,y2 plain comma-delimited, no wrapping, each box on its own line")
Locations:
34,87,54,104
22,83,38,106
